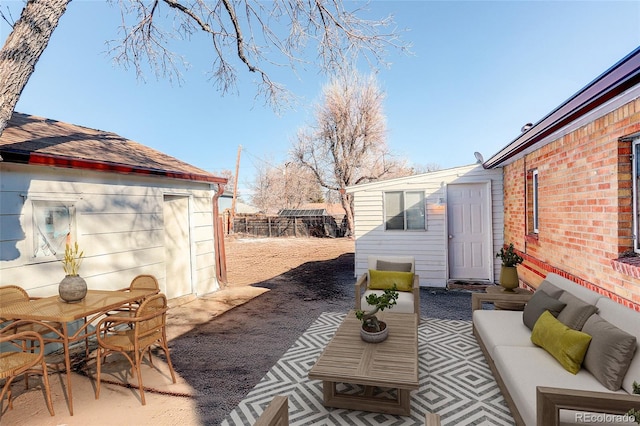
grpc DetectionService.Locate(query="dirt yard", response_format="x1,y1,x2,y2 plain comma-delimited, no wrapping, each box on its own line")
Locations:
223,236,356,287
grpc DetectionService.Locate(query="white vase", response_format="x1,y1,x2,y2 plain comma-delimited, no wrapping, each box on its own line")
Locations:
360,321,389,343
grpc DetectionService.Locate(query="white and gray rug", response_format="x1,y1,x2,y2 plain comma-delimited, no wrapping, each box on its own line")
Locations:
221,312,514,425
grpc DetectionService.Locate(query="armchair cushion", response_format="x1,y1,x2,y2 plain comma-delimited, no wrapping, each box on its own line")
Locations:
368,270,414,292
531,311,592,374
362,289,416,314
376,260,412,272
582,313,637,391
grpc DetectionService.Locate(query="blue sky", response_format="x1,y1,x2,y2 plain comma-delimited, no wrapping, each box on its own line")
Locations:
3,1,640,198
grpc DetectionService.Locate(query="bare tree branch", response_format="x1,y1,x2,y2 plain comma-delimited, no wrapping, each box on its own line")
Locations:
0,0,410,136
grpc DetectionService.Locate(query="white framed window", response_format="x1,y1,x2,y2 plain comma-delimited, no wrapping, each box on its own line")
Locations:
633,138,640,253
32,201,76,259
384,191,426,231
527,168,539,235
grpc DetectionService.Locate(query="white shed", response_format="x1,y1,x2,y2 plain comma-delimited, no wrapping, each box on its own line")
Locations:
0,113,227,300
346,164,504,288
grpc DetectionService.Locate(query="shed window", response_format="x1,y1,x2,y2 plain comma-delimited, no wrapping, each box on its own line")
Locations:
526,169,539,234
384,191,425,231
32,201,76,258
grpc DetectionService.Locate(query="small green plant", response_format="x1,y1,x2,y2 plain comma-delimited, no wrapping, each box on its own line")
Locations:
628,381,640,424
62,241,84,276
355,285,399,332
496,243,524,267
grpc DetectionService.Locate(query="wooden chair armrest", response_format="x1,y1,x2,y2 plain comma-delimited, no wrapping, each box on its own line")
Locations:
413,274,420,320
255,395,288,426
471,292,533,311
536,386,640,426
355,273,368,310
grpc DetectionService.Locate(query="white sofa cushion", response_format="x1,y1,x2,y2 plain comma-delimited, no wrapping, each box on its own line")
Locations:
361,289,414,314
473,310,533,359
493,345,627,426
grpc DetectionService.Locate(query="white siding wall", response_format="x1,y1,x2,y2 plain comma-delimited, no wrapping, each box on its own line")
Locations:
349,164,504,288
0,163,219,298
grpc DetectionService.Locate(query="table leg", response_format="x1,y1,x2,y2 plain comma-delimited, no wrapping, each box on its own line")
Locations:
321,381,412,416
62,322,74,416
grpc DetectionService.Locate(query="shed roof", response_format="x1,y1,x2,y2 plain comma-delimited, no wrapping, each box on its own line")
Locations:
0,112,226,184
484,46,640,169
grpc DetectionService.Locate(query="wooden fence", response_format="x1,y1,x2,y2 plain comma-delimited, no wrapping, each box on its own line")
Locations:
229,214,346,238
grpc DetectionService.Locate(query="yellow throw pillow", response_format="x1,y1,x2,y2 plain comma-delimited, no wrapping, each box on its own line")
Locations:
368,269,414,292
531,310,592,374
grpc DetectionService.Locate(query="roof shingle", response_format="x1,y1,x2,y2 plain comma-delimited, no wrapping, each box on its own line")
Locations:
0,112,225,184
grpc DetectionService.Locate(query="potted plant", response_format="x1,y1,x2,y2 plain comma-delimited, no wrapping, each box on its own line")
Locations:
355,285,399,343
628,381,640,424
496,243,523,292
59,241,87,303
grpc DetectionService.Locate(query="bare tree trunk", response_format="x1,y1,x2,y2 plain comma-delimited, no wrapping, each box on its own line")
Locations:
339,190,355,237
0,0,70,137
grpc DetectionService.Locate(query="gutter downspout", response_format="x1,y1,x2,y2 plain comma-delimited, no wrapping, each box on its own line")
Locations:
213,183,228,286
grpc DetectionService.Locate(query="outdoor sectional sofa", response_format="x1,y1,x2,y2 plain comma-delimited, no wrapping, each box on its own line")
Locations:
472,273,640,426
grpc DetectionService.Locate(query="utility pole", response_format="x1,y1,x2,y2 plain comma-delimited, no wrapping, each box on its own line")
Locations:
230,145,241,233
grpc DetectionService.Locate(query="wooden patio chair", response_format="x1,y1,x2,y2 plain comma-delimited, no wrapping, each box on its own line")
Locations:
0,330,55,416
0,285,62,386
95,293,176,405
109,275,160,319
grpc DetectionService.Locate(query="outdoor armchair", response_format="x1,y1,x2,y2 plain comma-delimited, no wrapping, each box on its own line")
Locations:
0,285,63,384
0,330,55,416
95,293,176,405
109,274,160,318
355,255,420,320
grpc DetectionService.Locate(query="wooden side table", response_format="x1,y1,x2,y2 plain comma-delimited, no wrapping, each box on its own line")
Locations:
485,285,533,310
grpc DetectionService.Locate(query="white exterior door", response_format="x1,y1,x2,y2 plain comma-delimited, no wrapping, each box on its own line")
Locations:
163,195,192,299
447,183,492,281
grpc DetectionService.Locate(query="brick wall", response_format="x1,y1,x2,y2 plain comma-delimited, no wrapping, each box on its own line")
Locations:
503,97,640,310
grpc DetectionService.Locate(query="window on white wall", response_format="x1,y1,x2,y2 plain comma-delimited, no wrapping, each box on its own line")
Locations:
32,201,76,258
384,191,425,231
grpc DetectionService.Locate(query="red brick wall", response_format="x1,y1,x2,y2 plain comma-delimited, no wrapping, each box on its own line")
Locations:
503,97,640,310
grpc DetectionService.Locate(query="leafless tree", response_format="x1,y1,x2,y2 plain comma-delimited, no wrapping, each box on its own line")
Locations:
212,168,242,200
292,70,407,236
0,0,409,138
250,161,322,214
411,162,441,174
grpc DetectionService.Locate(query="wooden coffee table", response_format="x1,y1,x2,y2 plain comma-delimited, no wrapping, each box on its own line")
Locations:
308,311,419,415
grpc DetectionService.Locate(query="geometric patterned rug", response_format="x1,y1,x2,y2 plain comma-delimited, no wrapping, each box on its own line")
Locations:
221,312,515,425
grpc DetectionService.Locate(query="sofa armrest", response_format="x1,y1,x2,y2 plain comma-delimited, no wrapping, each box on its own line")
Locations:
355,273,368,310
471,292,532,311
536,386,640,426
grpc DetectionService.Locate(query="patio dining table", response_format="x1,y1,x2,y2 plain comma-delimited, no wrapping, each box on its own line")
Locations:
0,289,157,415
